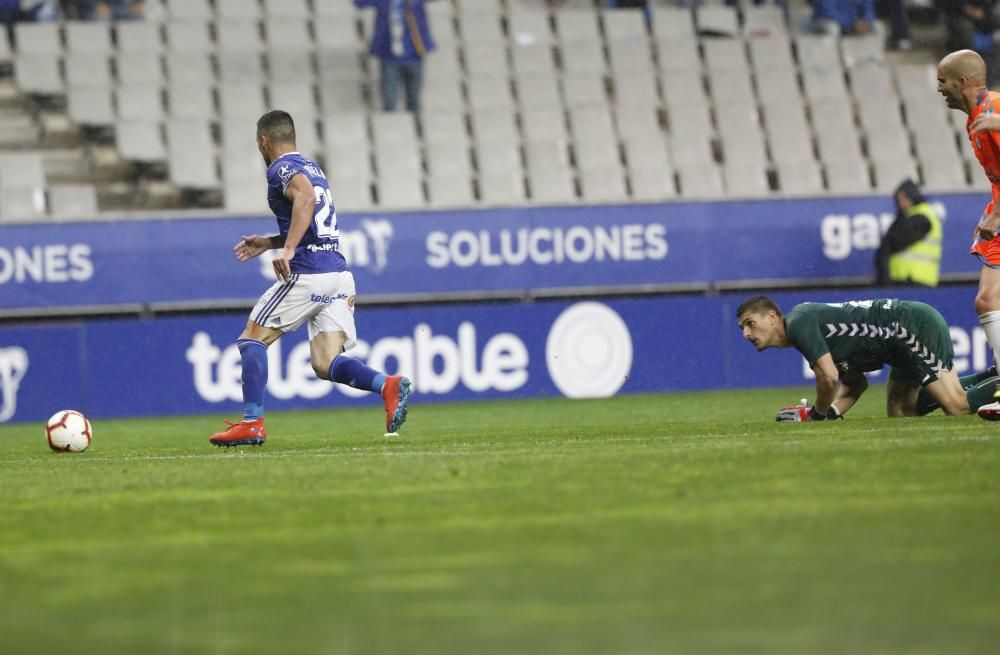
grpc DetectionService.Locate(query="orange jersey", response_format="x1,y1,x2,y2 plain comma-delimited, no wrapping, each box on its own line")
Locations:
967,90,1000,266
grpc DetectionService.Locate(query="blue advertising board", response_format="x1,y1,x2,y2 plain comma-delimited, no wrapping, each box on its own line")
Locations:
0,285,991,424
0,192,991,313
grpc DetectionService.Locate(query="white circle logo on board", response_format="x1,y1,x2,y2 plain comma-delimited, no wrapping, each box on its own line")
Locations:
545,302,633,399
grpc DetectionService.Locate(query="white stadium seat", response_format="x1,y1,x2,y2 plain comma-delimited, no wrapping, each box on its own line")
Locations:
166,119,218,188
165,19,211,52
66,22,112,55
117,51,163,85
216,0,259,19
428,171,475,208
117,120,166,161
116,21,163,53
516,73,562,110
15,23,60,55
652,8,695,40
264,0,308,18
167,82,214,118
16,54,63,95
117,84,164,120
678,161,724,198
723,160,770,198
777,158,824,194
167,0,211,20
580,166,628,203
66,55,112,88
555,10,601,44
0,0,967,215
267,19,312,51
479,170,526,205
508,6,552,46
164,51,213,83
522,108,568,145
48,184,98,219
696,6,739,37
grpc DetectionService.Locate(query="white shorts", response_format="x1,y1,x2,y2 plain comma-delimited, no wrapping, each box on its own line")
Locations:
250,271,358,349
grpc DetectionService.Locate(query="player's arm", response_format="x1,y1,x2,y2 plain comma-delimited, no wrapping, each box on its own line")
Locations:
234,234,282,262
970,113,1000,134
970,110,1000,238
271,174,315,282
883,214,931,253
831,368,868,416
776,353,843,422
981,187,1000,240
810,353,840,416
776,315,842,421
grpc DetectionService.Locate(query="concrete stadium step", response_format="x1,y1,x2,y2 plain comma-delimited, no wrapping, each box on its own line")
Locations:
98,179,187,212
38,111,86,148
40,147,93,182
0,113,40,146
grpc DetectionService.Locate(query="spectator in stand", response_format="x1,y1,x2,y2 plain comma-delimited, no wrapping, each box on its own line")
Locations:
62,0,144,20
355,0,436,114
810,0,879,35
938,0,1000,83
875,179,942,288
877,0,912,49
0,0,58,25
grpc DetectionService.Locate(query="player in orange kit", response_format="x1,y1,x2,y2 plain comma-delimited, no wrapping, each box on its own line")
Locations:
938,49,1000,418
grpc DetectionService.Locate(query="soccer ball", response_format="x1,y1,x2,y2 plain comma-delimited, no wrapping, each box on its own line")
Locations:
45,410,92,453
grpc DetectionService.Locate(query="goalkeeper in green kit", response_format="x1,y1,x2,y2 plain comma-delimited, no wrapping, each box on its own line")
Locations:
736,296,999,421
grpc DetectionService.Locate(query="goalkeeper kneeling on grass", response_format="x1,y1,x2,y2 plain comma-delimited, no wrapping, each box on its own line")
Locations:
736,296,1000,421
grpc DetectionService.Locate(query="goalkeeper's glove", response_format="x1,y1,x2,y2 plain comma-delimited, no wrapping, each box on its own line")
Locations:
775,402,842,422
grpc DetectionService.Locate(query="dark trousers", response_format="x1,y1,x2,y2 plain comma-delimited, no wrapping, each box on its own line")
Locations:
379,59,424,113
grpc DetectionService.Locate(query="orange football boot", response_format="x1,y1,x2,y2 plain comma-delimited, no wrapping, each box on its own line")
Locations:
209,418,266,447
381,376,412,433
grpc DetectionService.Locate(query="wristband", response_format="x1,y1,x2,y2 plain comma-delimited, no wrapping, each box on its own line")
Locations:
810,405,842,421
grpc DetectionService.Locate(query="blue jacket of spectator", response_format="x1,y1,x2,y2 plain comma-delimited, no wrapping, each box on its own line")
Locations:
354,0,436,62
813,0,875,30
0,0,56,24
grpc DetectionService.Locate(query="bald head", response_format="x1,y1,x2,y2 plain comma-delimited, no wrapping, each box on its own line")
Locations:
939,49,987,85
937,49,989,114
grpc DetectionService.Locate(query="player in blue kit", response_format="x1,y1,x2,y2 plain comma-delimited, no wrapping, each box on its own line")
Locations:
209,110,411,447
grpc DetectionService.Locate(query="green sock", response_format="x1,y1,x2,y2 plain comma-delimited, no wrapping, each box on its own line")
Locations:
958,367,1000,389
959,372,981,389
967,377,1000,411
916,386,938,416
920,375,1000,415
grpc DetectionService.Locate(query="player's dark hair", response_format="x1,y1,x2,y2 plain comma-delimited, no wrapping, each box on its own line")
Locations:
736,296,782,318
256,110,296,144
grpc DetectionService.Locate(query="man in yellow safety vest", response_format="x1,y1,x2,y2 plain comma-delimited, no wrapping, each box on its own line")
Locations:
875,179,943,287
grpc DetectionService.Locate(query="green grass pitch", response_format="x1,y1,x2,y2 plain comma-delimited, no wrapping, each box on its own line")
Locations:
2,387,999,655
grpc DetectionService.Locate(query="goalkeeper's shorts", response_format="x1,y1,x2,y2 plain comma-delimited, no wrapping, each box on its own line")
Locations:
888,302,955,387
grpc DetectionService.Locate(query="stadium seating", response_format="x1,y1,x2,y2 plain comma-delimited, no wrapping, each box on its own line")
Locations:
0,0,981,220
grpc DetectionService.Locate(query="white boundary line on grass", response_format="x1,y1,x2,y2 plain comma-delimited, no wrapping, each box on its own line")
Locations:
2,424,997,466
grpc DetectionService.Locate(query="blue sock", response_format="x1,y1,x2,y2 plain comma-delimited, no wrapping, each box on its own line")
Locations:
328,356,385,393
237,338,267,421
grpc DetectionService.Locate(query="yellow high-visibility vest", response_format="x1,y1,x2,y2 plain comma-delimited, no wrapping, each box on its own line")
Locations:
888,201,942,287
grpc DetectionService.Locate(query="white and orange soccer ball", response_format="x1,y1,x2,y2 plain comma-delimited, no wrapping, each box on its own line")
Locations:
45,410,92,453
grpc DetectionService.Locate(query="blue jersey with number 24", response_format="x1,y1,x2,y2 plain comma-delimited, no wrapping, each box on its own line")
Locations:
266,152,348,274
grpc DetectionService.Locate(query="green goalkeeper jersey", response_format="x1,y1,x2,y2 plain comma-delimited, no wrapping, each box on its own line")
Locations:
785,299,953,380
